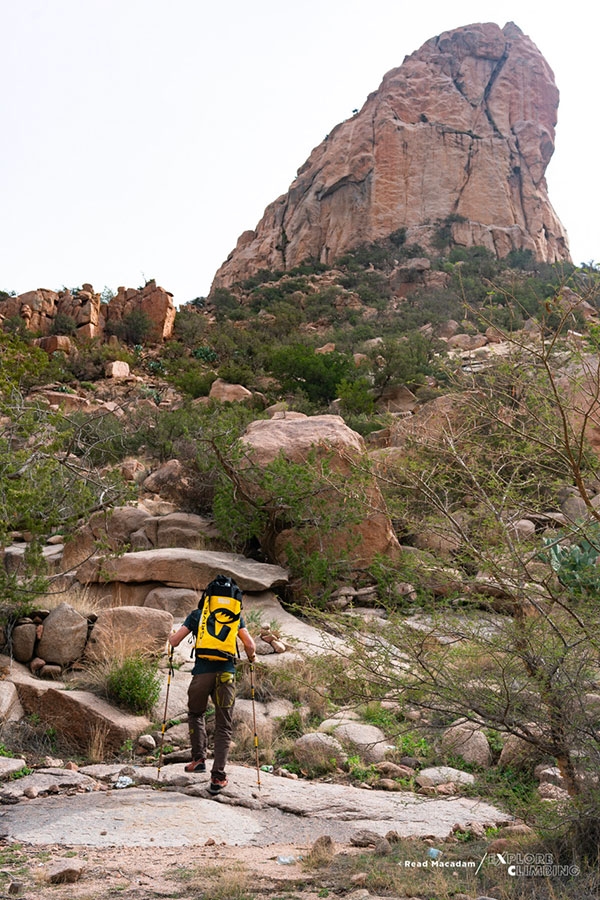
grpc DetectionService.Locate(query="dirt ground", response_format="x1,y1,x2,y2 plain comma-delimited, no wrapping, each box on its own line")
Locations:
0,838,373,900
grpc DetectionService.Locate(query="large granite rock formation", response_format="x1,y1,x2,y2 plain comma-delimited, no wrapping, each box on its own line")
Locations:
213,22,569,289
0,280,175,342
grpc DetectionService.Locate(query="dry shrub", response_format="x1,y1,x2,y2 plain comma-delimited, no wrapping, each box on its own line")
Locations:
168,862,253,899
43,583,103,615
85,611,168,664
68,631,162,716
236,654,346,720
86,722,111,763
303,835,336,869
230,720,274,766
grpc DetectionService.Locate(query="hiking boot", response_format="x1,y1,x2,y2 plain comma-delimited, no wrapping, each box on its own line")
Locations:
184,758,206,773
208,776,228,794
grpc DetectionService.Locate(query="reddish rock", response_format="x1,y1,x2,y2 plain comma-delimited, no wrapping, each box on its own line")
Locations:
142,459,191,504
315,343,336,354
36,335,72,355
11,623,37,664
239,414,400,569
213,22,569,289
106,280,176,341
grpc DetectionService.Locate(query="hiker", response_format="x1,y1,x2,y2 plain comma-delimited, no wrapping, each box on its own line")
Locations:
168,575,256,794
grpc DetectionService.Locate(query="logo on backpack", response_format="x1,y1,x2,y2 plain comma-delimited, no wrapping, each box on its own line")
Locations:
195,574,243,662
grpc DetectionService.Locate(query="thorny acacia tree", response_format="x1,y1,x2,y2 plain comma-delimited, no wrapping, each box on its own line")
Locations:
333,278,600,856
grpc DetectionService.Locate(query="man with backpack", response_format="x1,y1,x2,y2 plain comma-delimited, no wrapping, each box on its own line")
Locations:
168,574,256,794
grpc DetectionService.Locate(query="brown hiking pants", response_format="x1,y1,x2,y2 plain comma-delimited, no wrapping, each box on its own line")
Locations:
187,671,235,780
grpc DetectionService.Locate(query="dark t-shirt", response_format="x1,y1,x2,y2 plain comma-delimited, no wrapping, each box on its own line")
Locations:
183,608,246,676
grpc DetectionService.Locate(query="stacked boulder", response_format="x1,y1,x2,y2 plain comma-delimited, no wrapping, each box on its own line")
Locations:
0,280,175,343
10,602,173,679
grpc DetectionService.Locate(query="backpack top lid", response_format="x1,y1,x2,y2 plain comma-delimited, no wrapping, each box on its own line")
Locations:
198,573,242,607
212,574,233,588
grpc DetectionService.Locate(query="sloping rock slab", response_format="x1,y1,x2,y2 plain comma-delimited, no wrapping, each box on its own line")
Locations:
0,764,510,847
242,592,346,657
8,667,150,753
76,549,288,592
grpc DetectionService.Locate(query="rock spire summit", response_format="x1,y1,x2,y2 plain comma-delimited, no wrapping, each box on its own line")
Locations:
212,22,570,289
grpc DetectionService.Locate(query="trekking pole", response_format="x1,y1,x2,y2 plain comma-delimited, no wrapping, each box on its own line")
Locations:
249,661,261,789
157,643,175,781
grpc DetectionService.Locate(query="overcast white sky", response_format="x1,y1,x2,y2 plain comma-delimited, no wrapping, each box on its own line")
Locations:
1,0,597,306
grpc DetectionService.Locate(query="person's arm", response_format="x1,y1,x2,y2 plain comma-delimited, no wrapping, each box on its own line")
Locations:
238,626,256,662
169,625,191,648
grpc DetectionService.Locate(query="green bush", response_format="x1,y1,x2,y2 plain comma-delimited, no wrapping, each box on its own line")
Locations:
50,313,77,336
337,377,374,415
105,310,153,345
172,368,217,399
106,655,161,715
65,343,135,382
267,343,354,404
192,345,218,363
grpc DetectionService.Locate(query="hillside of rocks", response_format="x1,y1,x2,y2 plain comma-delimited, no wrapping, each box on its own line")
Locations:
213,21,570,289
1,21,599,891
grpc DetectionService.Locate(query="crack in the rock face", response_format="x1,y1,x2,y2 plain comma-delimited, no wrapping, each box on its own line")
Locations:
439,127,483,140
451,132,480,216
482,47,510,136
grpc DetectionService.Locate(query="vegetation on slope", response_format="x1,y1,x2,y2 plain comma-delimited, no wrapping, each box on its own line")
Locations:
3,241,600,876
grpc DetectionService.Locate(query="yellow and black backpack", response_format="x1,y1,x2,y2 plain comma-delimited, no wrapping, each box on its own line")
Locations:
195,574,243,662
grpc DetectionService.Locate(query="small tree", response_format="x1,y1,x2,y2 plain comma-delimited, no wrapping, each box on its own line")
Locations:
105,310,153,345
329,279,600,860
267,344,354,405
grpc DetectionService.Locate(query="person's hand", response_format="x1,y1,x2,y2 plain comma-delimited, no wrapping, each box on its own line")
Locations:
247,653,256,663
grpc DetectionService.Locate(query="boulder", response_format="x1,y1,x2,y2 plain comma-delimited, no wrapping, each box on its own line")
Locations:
76,549,288,593
84,606,173,662
36,603,89,667
62,526,97,571
238,414,400,569
89,507,153,550
209,379,253,403
8,665,151,753
11,622,37,663
36,335,72,355
234,698,296,743
416,766,475,787
152,512,214,549
45,860,86,884
0,683,24,723
377,384,418,414
144,587,200,618
447,333,488,351
294,732,347,772
327,722,388,763
498,732,545,770
142,460,191,503
441,721,492,768
104,360,130,378
0,756,27,779
106,282,175,341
